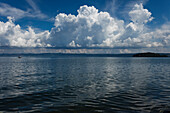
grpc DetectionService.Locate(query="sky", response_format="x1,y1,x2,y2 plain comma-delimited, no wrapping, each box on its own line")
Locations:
0,0,170,53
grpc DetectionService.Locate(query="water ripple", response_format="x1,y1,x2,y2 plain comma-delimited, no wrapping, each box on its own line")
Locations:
0,57,170,112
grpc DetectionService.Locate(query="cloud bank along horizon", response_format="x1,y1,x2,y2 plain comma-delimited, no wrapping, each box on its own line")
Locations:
0,3,170,49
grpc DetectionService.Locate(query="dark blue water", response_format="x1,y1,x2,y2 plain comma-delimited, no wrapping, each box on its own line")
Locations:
0,57,170,113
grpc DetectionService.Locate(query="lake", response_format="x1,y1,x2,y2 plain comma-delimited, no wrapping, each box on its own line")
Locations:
0,56,170,113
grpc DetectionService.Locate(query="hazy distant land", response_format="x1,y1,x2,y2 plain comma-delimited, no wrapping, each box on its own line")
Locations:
0,53,169,58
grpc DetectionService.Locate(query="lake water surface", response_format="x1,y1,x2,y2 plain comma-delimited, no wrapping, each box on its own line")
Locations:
0,57,170,113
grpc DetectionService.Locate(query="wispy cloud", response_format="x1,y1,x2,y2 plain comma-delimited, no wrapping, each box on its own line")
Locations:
105,0,120,17
26,0,48,19
26,0,39,11
0,1,48,20
0,3,28,20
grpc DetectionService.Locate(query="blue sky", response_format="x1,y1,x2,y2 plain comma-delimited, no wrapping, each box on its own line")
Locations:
0,0,170,53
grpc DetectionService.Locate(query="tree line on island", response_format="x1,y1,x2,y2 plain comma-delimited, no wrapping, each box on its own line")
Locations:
133,52,168,57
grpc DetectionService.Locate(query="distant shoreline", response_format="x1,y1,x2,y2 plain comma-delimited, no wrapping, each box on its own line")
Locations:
0,53,169,57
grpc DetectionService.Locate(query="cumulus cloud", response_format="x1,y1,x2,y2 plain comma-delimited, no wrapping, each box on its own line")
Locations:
0,3,170,52
142,23,170,48
129,3,153,24
0,17,50,47
48,4,154,48
49,5,125,47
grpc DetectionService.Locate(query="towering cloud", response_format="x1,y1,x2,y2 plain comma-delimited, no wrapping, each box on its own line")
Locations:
127,3,153,32
48,4,154,48
49,5,124,47
0,3,170,50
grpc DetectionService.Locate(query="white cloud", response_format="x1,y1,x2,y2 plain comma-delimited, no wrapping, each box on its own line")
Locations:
120,49,131,53
49,5,125,47
127,3,153,32
0,17,50,47
0,3,170,52
48,4,155,48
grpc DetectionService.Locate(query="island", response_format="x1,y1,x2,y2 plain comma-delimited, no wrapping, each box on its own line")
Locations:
133,52,168,57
